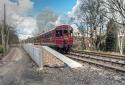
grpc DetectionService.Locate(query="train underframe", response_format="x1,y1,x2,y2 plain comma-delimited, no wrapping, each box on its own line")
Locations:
34,42,72,54
54,44,72,54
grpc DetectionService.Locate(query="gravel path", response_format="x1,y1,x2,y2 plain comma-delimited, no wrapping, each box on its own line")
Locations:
21,67,125,85
0,47,125,85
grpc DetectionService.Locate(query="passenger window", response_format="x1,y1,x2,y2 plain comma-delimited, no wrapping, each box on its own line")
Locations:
56,30,62,37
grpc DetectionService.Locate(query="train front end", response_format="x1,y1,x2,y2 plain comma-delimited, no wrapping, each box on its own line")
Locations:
55,25,73,53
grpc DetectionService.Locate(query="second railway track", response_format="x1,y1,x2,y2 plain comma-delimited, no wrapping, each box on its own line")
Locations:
73,50,125,60
66,51,125,72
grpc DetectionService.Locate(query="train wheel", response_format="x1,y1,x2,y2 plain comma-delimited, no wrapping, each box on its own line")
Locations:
63,46,69,54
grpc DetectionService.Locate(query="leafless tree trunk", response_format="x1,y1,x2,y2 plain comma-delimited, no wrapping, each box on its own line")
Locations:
6,26,10,51
1,26,4,45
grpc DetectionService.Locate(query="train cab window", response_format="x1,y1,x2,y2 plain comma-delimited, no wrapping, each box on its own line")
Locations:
56,30,62,37
64,30,68,36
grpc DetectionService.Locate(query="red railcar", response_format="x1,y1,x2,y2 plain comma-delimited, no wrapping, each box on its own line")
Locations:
34,25,73,53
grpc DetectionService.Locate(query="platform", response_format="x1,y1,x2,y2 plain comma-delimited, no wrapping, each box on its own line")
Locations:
42,46,82,68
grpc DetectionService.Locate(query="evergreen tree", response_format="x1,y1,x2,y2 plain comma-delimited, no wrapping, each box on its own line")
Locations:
106,19,118,51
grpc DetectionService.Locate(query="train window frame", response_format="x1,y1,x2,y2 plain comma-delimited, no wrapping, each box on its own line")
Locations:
70,30,73,36
56,30,62,37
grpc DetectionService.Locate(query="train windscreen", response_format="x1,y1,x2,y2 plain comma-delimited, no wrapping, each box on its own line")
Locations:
56,30,62,37
64,30,68,36
64,30,73,36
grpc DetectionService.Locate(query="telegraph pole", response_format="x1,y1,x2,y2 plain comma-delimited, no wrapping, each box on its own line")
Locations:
4,4,6,29
2,3,6,53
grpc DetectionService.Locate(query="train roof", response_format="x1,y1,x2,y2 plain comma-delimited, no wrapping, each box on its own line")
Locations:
35,25,73,37
56,25,73,30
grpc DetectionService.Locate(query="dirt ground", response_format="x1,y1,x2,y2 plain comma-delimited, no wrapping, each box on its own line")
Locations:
0,47,125,85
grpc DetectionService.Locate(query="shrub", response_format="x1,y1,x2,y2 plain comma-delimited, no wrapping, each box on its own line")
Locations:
0,45,4,53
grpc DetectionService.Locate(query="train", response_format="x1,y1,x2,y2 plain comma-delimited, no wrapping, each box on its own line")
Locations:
34,25,73,53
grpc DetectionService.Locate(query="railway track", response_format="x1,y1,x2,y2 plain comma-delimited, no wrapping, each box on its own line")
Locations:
66,51,125,72
73,50,125,60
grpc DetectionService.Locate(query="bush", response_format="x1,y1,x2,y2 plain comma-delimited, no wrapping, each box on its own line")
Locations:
0,45,4,53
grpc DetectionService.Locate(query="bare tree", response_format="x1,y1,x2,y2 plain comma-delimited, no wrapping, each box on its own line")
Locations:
103,0,125,54
74,0,106,50
104,0,125,25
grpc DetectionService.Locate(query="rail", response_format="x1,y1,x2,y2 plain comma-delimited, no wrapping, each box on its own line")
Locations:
66,51,125,72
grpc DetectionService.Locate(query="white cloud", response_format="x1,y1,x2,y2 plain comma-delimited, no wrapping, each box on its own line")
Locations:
67,0,83,36
53,0,83,37
36,9,58,34
0,0,34,24
18,0,34,15
55,15,72,26
55,15,83,37
18,34,32,40
68,0,81,18
16,16,37,40
55,16,63,25
0,0,35,40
